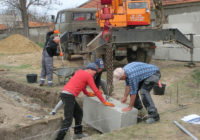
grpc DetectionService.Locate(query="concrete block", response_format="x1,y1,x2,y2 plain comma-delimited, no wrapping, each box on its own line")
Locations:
83,95,138,133
153,47,200,62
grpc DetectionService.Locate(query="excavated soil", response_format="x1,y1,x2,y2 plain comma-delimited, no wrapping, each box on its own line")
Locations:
0,34,42,54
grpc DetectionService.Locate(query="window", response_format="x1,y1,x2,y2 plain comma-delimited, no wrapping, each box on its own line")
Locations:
128,2,148,9
56,12,66,23
72,12,96,21
56,13,60,24
60,13,66,23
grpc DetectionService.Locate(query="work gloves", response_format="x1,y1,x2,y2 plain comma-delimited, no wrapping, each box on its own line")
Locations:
88,92,95,97
59,52,63,56
103,101,115,107
88,92,115,107
87,91,103,97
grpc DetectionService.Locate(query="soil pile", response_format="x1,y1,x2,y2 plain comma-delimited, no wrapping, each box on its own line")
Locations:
0,34,42,54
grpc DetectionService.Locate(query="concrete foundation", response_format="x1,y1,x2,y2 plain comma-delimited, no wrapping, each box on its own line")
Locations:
153,45,200,62
83,95,138,133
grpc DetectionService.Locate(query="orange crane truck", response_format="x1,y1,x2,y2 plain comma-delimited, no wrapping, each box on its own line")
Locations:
54,0,194,79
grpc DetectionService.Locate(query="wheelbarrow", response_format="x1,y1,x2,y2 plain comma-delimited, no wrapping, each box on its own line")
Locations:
53,67,81,85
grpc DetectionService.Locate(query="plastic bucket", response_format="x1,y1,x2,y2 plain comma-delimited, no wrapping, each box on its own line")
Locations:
153,83,166,95
26,74,37,83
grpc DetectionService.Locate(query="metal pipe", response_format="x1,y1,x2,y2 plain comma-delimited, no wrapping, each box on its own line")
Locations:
173,121,199,140
177,83,179,105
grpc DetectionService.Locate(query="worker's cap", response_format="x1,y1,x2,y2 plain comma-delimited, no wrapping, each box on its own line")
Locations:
95,58,104,69
86,63,98,71
54,29,60,34
113,68,125,82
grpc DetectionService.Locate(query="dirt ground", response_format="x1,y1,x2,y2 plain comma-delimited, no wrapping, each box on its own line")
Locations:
0,87,48,128
0,37,200,139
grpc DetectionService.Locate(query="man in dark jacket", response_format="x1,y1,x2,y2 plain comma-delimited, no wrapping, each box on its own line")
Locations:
94,58,108,95
39,34,60,87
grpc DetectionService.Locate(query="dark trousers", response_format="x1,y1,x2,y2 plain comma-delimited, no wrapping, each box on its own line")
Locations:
55,93,83,140
134,71,161,118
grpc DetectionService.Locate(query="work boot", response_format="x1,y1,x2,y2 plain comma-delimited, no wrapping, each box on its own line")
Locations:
50,111,56,115
73,133,88,139
137,108,148,122
39,80,45,86
47,82,53,87
146,114,160,124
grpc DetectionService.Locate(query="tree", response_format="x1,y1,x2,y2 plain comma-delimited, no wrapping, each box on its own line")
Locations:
153,0,164,29
0,0,59,37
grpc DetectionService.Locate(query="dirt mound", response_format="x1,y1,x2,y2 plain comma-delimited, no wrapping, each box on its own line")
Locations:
0,34,42,54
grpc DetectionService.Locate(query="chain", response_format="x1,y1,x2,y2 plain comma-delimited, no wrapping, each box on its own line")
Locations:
106,43,113,99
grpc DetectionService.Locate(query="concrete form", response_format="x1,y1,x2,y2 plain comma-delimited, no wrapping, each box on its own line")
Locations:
83,95,138,133
153,43,200,61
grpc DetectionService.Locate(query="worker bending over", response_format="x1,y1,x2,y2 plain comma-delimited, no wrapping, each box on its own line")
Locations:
55,63,114,140
50,58,108,115
113,62,161,124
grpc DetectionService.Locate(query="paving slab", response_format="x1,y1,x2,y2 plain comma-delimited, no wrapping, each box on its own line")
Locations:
83,95,138,133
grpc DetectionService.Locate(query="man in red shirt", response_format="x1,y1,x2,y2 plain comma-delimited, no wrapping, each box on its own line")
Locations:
55,63,114,140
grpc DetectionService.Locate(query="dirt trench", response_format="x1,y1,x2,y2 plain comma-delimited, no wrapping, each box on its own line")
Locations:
0,77,100,140
0,77,60,108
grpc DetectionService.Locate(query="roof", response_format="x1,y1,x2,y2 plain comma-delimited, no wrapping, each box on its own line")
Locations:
29,22,54,28
79,0,100,8
163,0,200,5
79,0,200,8
58,8,97,13
0,24,6,30
0,22,55,31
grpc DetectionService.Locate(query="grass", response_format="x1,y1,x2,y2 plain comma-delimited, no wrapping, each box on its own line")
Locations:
165,68,200,104
36,42,45,48
191,69,200,84
0,64,32,70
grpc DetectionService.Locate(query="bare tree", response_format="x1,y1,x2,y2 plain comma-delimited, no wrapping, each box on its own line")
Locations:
0,0,59,37
153,0,164,29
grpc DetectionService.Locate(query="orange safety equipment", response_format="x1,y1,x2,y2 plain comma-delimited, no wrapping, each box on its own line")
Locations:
88,92,96,97
59,52,63,56
103,101,115,107
54,30,60,34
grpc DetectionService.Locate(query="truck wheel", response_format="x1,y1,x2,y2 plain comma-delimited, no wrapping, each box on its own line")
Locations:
62,43,72,60
64,53,72,60
127,48,137,63
136,49,152,63
115,56,126,61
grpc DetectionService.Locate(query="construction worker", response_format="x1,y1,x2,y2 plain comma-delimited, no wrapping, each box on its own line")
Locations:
50,58,108,115
39,30,62,87
94,58,108,95
55,62,114,140
113,62,161,124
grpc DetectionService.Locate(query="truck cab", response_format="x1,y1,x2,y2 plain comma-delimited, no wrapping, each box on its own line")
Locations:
55,8,99,33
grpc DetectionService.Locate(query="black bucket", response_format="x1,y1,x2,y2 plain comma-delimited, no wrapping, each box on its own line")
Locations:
26,74,37,83
153,83,166,95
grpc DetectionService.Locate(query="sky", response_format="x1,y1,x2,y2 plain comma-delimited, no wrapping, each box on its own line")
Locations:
0,0,89,17
34,0,89,16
